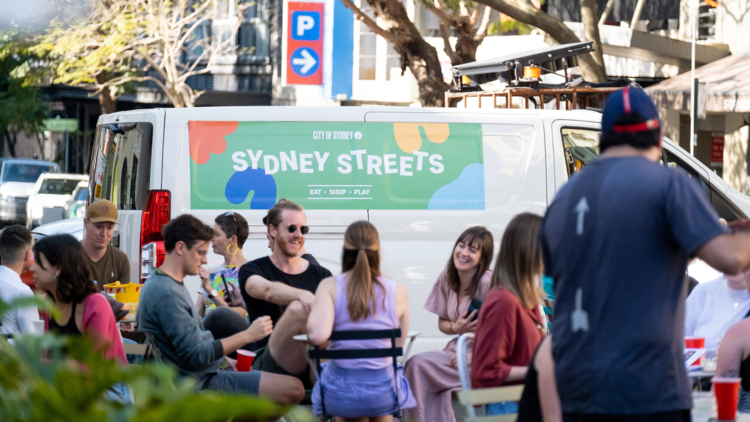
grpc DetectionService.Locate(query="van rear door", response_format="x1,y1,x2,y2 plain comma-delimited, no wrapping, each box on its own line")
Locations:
89,110,164,283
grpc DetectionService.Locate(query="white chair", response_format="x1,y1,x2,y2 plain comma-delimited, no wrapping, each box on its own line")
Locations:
456,333,524,422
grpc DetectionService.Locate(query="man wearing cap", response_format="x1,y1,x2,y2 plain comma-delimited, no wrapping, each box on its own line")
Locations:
540,87,750,421
81,199,130,290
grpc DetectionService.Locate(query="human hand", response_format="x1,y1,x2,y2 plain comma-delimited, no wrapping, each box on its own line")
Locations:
225,356,238,371
298,291,315,313
450,355,457,370
246,316,273,342
199,267,211,287
452,310,478,334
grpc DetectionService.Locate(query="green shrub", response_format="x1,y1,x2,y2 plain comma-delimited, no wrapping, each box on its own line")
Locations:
0,295,312,422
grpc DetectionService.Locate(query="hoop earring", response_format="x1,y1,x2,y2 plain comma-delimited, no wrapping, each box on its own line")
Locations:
227,244,239,256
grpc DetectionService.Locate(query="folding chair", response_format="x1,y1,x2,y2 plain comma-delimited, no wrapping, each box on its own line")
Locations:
307,328,403,422
456,333,524,422
122,342,151,364
142,331,165,364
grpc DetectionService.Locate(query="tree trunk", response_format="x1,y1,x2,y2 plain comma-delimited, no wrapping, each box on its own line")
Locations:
7,130,17,157
579,0,606,72
95,73,118,114
472,0,607,82
348,0,450,106
35,133,46,160
453,22,480,65
398,38,451,107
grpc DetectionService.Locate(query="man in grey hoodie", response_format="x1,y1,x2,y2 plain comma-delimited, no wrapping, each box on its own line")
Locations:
137,214,304,404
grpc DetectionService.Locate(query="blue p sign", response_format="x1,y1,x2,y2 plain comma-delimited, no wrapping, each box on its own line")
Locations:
292,11,320,41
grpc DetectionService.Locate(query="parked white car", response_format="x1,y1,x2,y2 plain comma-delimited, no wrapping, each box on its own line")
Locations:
26,173,89,229
31,217,84,241
0,158,60,224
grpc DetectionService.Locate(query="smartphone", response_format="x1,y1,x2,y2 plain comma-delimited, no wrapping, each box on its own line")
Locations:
467,298,482,322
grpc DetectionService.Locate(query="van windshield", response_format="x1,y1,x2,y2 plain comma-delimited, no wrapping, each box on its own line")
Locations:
89,123,153,210
75,187,89,201
2,163,57,183
39,179,83,195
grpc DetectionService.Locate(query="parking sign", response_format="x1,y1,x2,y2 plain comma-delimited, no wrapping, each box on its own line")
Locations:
286,2,324,85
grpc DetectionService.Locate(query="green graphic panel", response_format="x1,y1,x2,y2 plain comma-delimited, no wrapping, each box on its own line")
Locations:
190,121,484,210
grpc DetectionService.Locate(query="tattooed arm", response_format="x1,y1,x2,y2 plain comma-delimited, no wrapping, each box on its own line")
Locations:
715,320,750,380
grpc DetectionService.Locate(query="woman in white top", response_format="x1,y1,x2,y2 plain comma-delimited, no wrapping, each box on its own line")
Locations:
685,270,750,350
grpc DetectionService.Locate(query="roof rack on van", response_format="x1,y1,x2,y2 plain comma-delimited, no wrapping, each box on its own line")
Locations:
446,42,623,110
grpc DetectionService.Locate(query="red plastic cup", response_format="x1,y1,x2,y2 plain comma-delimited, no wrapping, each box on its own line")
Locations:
236,350,256,372
685,337,705,366
713,377,741,420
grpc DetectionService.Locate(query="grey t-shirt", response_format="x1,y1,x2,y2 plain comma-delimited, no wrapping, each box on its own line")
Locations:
540,156,728,415
137,269,224,378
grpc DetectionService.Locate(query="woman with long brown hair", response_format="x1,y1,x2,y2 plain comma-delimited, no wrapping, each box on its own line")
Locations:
307,221,415,421
472,213,546,415
404,226,495,422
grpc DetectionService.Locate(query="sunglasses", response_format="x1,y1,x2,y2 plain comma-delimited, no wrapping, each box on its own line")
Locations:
280,224,309,235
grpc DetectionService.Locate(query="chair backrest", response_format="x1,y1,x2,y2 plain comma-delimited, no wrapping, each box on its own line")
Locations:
309,328,403,421
457,333,474,391
456,386,524,422
307,328,403,361
122,342,151,358
142,332,164,364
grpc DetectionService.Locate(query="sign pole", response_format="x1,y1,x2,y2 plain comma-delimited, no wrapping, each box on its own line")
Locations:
689,0,697,156
64,130,69,173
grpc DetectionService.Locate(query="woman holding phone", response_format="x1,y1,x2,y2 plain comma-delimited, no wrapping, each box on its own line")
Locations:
472,213,546,415
404,226,494,422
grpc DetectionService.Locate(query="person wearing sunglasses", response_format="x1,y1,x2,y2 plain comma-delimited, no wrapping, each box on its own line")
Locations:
264,216,321,267
239,199,332,389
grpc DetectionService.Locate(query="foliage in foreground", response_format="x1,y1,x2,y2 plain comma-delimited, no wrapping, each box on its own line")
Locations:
0,295,310,422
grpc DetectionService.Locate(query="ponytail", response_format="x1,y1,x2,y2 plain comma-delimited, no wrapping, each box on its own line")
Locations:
341,221,382,321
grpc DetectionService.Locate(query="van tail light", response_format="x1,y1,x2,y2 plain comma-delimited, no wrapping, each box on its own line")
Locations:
140,190,170,282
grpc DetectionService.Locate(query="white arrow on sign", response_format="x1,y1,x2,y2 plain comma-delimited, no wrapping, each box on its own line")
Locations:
292,49,317,74
575,197,589,236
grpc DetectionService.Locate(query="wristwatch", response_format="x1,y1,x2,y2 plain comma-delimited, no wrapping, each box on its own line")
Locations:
207,289,219,298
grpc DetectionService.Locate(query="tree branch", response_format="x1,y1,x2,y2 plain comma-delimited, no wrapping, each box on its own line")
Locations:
474,6,491,42
439,22,460,64
424,0,459,27
471,0,607,82
339,0,412,44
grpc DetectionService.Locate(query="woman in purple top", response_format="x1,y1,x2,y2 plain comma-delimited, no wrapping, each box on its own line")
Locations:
308,221,416,421
404,226,495,422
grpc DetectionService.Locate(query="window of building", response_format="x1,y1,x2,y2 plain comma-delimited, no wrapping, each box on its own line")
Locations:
358,8,377,80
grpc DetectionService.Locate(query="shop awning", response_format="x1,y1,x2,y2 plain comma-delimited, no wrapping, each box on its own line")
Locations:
646,50,750,113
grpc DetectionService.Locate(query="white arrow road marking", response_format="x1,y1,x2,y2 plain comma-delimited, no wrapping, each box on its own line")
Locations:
575,197,589,236
292,49,317,74
571,287,589,332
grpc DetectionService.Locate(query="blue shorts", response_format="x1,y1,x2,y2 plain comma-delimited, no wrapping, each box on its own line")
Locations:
312,362,416,418
198,370,262,395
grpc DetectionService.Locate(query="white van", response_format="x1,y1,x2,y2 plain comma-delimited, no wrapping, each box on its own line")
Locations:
88,107,750,355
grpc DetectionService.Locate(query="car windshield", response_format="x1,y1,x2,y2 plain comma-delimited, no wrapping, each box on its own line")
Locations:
75,187,89,201
39,179,83,195
2,163,56,183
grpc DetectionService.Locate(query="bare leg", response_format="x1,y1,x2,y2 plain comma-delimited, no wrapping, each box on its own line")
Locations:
268,300,310,375
258,371,305,405
370,416,393,422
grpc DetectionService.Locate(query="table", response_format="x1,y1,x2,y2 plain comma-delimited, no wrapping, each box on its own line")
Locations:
710,415,750,421
293,330,420,361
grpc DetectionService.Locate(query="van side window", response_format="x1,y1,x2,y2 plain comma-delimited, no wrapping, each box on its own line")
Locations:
711,186,746,221
562,128,600,177
89,123,153,210
661,150,709,197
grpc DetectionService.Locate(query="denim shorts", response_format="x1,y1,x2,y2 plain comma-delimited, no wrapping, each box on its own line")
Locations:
198,369,262,395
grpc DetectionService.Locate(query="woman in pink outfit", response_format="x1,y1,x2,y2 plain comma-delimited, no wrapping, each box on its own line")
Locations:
33,234,127,365
403,226,494,422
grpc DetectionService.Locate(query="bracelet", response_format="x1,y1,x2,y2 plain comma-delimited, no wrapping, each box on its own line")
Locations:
449,323,455,334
